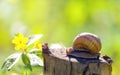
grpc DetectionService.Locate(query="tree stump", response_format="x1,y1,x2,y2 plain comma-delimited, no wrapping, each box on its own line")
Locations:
42,43,112,75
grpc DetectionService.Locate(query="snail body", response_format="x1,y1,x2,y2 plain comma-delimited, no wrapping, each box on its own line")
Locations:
72,32,101,54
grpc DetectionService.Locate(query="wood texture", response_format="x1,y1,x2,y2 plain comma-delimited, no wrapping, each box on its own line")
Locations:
42,44,112,75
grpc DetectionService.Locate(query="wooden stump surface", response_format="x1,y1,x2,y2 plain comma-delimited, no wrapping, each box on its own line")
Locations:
42,44,112,75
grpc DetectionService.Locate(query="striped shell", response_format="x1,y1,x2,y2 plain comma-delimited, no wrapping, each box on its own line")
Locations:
72,32,101,54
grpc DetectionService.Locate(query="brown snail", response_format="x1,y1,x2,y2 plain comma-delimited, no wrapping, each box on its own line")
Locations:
67,32,102,54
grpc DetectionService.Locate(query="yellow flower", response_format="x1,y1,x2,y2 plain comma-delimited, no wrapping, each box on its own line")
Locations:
12,33,28,51
34,40,42,50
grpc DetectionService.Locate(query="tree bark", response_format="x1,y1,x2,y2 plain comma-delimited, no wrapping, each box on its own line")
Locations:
42,44,112,75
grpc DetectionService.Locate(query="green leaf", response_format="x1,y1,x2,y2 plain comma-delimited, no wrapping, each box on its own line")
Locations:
1,53,21,71
21,53,32,71
26,44,34,52
29,49,41,54
27,34,43,46
29,49,42,58
28,53,43,67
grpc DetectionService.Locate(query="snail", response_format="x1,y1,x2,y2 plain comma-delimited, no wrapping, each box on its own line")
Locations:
66,32,102,54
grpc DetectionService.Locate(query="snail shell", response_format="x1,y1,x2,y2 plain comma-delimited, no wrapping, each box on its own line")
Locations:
72,32,101,54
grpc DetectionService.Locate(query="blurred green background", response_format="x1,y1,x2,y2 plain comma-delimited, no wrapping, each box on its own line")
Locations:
0,0,120,75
